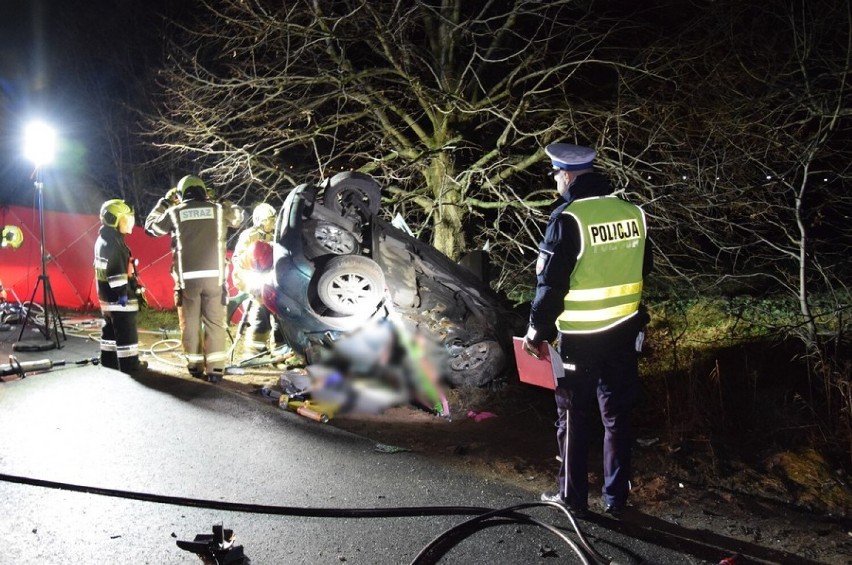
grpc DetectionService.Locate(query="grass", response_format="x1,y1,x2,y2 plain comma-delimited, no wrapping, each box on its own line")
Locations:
138,308,180,333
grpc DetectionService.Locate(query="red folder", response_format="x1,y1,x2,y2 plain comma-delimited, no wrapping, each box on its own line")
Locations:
513,337,562,390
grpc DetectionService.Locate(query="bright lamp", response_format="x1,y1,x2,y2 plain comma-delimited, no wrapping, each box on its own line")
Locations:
23,120,57,167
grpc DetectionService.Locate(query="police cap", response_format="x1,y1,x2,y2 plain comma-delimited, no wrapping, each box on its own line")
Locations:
545,143,596,171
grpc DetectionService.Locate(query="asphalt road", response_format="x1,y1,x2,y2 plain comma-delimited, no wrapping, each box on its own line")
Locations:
0,329,710,564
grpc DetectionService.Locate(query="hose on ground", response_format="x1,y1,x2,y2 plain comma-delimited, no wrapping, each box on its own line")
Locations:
0,471,615,564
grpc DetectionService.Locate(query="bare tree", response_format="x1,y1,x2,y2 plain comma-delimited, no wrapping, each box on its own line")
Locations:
622,0,852,449
682,1,850,340
148,0,655,268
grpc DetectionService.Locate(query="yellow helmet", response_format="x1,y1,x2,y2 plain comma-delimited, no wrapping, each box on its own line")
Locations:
1,225,24,249
100,199,134,228
177,174,212,200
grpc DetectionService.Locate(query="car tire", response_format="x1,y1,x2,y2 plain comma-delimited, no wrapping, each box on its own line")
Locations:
304,220,359,257
324,172,381,215
316,255,385,317
446,340,506,388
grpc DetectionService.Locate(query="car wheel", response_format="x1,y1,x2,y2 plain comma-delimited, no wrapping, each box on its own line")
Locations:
324,171,381,215
316,255,385,317
446,340,506,388
305,220,358,256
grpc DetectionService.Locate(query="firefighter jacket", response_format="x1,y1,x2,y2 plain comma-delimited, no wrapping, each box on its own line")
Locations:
145,197,243,288
231,226,274,294
528,172,652,344
94,226,139,312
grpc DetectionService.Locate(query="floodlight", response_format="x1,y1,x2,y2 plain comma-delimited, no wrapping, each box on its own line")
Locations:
24,120,57,168
15,119,65,350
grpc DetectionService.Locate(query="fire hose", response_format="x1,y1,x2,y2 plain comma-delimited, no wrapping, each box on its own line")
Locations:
0,470,615,565
0,355,98,379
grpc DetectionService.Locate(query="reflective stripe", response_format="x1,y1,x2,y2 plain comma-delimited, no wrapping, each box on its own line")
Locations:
99,300,139,312
185,353,205,363
558,301,639,322
206,351,227,363
100,340,117,352
216,202,226,287
116,344,139,358
565,281,643,302
108,275,129,288
171,207,185,287
148,224,169,236
182,270,219,280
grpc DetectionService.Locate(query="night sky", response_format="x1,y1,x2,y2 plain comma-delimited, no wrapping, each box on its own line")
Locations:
0,0,183,213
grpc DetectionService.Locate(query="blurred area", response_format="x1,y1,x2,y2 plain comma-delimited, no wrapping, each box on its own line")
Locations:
257,313,451,420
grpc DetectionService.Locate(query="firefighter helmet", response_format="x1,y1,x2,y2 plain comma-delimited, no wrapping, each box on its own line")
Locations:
252,203,276,227
248,240,274,272
1,225,24,249
100,199,134,229
176,175,210,200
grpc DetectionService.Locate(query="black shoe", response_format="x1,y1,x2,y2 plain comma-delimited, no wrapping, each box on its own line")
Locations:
206,371,223,383
124,360,149,375
540,492,588,518
603,503,625,519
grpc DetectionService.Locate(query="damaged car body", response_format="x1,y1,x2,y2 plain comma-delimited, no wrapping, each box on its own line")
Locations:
264,172,520,389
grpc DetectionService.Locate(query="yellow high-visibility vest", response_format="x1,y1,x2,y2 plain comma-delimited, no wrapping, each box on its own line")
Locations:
557,196,646,334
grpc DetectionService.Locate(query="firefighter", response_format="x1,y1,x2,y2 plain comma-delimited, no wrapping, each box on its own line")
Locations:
523,143,652,518
94,199,146,373
230,203,278,361
145,175,243,382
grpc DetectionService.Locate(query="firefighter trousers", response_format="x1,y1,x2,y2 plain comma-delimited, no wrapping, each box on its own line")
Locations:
243,301,275,358
100,310,141,373
178,277,228,375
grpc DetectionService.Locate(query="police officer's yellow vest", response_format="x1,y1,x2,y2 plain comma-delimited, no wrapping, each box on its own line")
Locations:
557,196,646,334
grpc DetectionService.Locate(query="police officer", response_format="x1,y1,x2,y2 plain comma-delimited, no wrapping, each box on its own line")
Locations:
230,202,277,360
94,199,146,373
145,175,243,381
523,143,652,518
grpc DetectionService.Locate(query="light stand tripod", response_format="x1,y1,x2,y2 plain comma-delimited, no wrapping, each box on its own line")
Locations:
15,168,66,351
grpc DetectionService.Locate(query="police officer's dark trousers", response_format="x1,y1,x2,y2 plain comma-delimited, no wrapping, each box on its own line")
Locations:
556,332,639,509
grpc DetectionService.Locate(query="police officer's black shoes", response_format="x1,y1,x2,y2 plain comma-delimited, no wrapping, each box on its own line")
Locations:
540,492,588,518
206,370,224,383
603,503,625,519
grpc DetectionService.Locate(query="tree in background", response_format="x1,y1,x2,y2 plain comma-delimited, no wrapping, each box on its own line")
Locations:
149,0,655,270
146,0,851,310
662,1,851,347
624,0,851,452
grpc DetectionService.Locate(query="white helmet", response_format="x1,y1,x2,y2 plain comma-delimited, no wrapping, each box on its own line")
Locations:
252,202,276,227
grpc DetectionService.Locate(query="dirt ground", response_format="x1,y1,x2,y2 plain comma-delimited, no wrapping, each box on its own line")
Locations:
132,319,852,565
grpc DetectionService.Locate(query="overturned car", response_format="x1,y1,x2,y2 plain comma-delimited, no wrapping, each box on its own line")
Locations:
263,172,521,388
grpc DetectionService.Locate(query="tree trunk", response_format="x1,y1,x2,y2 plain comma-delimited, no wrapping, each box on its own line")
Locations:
424,154,465,260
